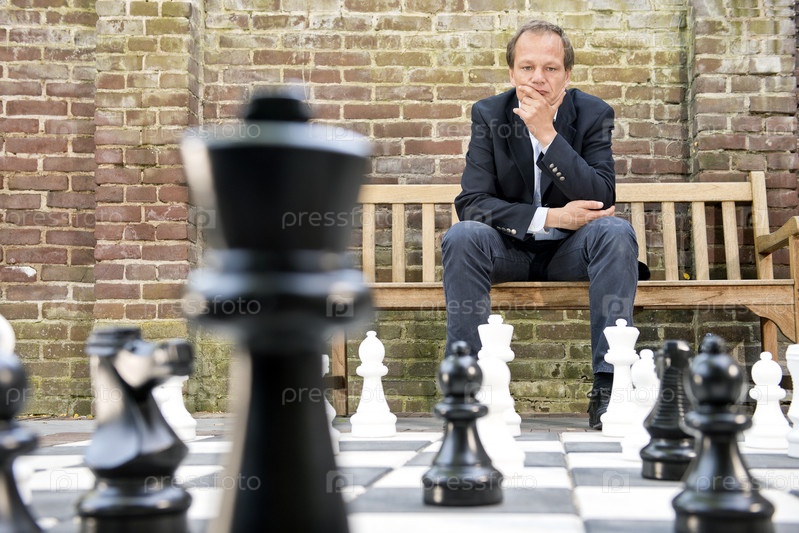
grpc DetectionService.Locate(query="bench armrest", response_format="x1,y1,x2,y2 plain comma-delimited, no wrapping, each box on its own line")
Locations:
755,216,799,256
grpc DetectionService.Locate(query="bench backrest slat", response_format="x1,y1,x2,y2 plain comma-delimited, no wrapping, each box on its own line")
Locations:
356,173,764,283
392,203,406,282
662,202,679,281
691,201,710,280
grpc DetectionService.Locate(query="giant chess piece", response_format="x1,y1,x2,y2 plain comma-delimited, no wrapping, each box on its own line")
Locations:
744,352,790,449
621,349,659,461
477,314,521,436
640,340,696,480
786,344,799,458
182,90,371,533
475,315,524,478
673,334,775,533
601,319,640,437
423,341,503,506
350,331,396,437
0,313,41,533
153,375,197,442
77,327,194,533
322,354,341,454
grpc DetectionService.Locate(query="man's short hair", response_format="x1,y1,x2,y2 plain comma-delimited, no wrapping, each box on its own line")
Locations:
506,20,574,71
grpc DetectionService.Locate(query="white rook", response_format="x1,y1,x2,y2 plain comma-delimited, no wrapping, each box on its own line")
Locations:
350,331,396,438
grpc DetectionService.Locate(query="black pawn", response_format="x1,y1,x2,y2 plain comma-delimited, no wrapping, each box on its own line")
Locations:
0,351,41,533
672,335,774,533
640,340,696,480
422,341,503,506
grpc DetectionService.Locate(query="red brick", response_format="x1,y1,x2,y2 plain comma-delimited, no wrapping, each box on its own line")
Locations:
40,265,92,282
96,205,141,223
47,192,95,209
6,100,68,116
93,303,125,320
0,303,39,319
5,137,69,154
0,81,42,96
155,223,188,240
95,168,141,185
94,282,140,299
404,139,463,156
94,244,141,260
142,167,186,184
43,156,96,172
141,244,188,261
6,285,68,300
0,156,38,172
126,303,157,320
45,230,95,247
158,185,189,203
157,264,189,280
123,223,156,241
94,225,124,240
142,283,184,299
144,205,187,221
71,248,96,266
6,247,68,264
126,264,157,280
95,149,124,165
342,104,401,120
0,266,37,282
95,186,124,203
125,186,158,202
8,175,68,191
4,210,69,227
94,263,125,280
0,228,40,244
0,118,39,134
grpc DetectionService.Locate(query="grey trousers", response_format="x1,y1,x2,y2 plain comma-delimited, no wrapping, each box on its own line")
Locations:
441,217,639,375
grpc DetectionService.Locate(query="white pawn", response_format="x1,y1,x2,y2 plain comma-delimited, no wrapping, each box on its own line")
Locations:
744,352,790,449
600,319,640,438
321,354,341,454
350,331,396,437
621,349,659,461
153,375,197,441
476,315,525,479
786,344,799,457
478,314,521,436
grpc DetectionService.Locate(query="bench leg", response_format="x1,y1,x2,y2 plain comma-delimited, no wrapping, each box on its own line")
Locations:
330,331,348,415
761,317,778,358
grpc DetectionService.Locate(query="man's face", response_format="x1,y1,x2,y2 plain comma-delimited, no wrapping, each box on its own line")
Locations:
509,31,571,105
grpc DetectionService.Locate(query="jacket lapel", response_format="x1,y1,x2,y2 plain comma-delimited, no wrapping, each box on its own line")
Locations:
554,89,576,146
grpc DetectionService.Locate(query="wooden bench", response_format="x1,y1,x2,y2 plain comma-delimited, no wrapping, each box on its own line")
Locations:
328,171,799,413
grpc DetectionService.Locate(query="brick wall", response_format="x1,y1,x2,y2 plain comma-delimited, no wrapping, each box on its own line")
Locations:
0,0,796,415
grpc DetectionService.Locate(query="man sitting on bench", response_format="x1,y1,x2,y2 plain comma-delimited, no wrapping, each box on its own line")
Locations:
442,19,644,430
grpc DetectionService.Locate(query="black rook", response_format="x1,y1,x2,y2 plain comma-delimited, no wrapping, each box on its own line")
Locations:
640,340,696,481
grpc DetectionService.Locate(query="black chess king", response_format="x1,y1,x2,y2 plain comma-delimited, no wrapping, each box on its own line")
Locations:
181,91,372,533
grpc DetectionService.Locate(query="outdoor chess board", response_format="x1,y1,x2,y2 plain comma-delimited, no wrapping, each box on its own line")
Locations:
18,420,799,532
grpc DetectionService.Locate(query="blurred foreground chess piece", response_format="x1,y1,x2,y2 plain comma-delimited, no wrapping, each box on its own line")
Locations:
423,341,503,506
181,89,371,533
673,334,775,533
640,340,696,480
0,313,41,533
78,327,194,533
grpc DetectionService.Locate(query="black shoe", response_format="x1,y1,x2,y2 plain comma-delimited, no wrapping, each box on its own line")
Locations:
587,387,611,430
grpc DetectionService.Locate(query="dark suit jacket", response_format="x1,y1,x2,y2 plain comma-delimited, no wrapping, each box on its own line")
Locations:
454,87,616,242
